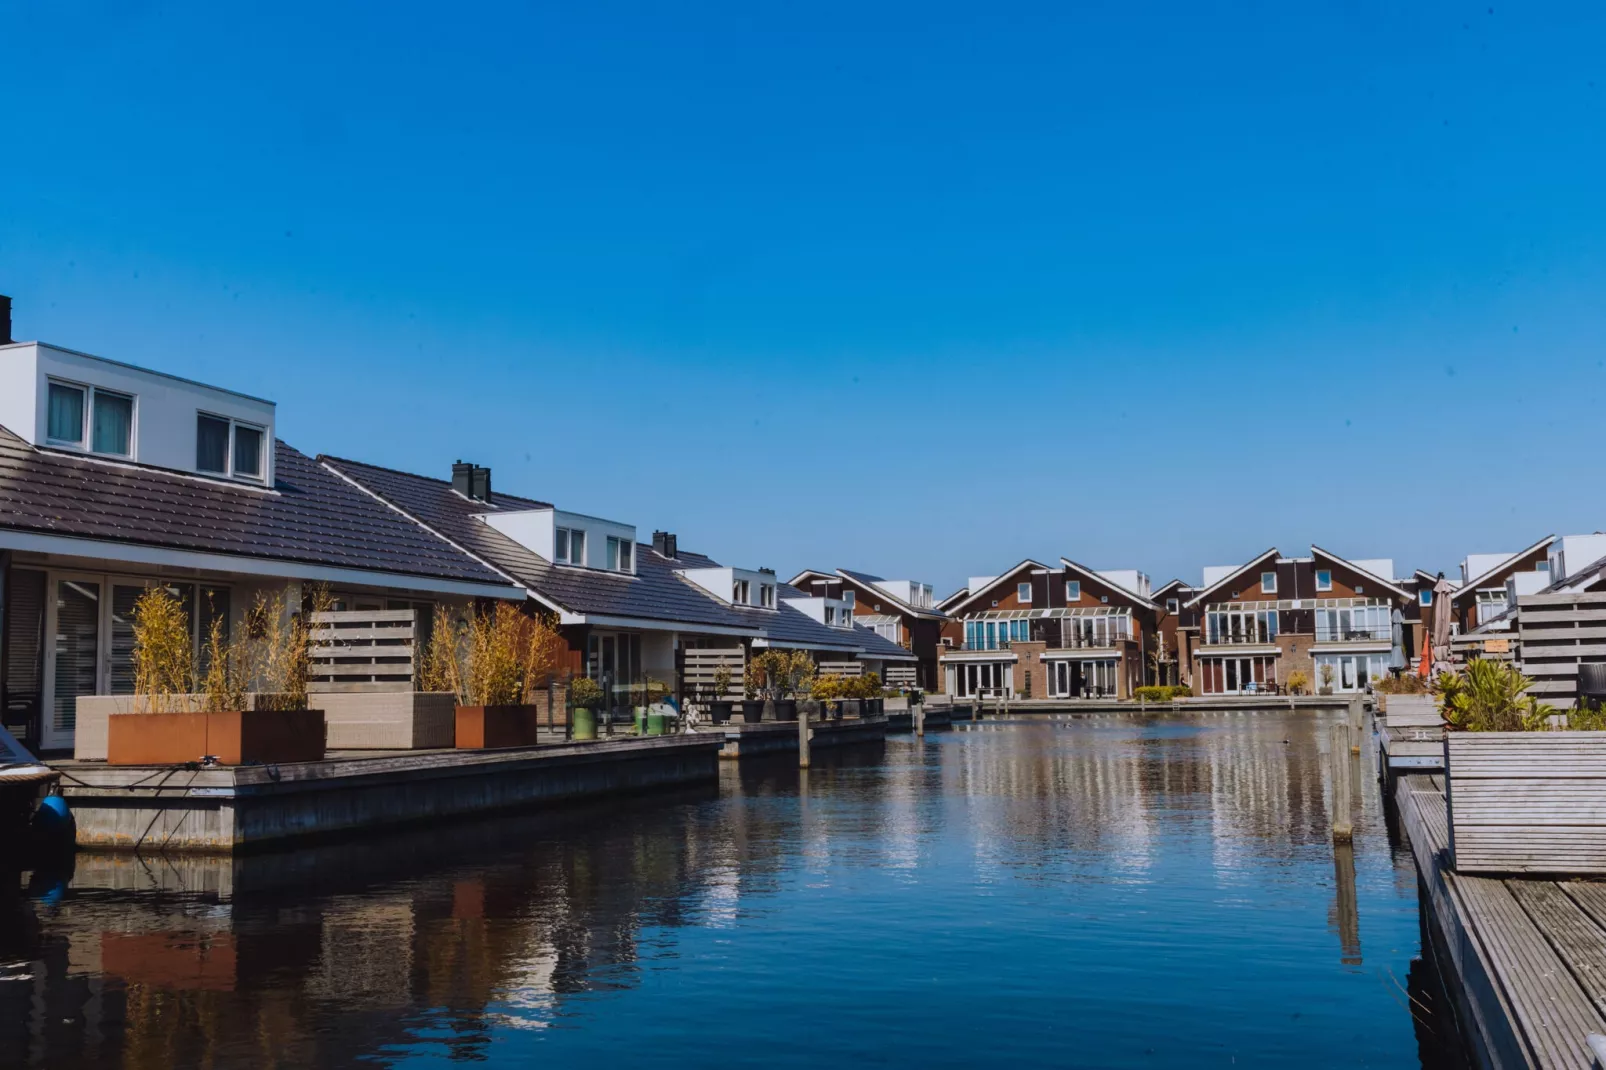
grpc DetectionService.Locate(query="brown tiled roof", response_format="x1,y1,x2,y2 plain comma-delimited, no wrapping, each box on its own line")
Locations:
0,426,514,587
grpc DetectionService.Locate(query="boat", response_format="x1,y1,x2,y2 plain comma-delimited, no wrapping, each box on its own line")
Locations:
0,724,59,864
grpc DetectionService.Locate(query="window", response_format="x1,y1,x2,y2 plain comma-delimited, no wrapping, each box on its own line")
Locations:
825,605,836,624
733,579,750,604
843,590,855,606
1419,589,1434,607
1475,589,1508,625
1017,582,1032,603
47,382,85,444
606,536,632,572
1066,581,1080,601
1315,570,1333,592
759,584,775,608
48,381,134,456
619,540,632,572
555,527,584,565
1261,571,1277,595
196,412,266,481
1166,598,1180,614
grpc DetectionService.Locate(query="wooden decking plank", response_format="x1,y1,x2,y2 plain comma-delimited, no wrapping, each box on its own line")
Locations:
1511,882,1606,1021
1457,875,1604,1069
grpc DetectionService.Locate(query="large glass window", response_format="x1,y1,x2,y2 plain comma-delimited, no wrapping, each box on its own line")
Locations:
91,391,133,455
1315,570,1333,592
1261,571,1277,594
197,414,230,472
233,424,263,477
47,382,85,444
197,413,266,481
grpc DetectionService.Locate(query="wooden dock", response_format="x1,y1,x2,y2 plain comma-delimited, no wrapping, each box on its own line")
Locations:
53,734,721,853
985,695,1358,715
1395,773,1606,1068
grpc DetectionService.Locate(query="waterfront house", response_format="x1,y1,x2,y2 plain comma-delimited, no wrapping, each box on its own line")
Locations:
0,311,525,754
322,459,915,713
1441,534,1556,635
1185,546,1414,695
787,568,944,690
1149,578,1200,688
937,558,1158,699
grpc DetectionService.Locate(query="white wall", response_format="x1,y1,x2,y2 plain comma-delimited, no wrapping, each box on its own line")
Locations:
678,566,775,606
1350,559,1395,582
1551,534,1606,583
1461,552,1515,583
0,342,276,483
1202,564,1238,587
872,579,934,609
484,506,637,572
781,595,854,629
1095,569,1150,599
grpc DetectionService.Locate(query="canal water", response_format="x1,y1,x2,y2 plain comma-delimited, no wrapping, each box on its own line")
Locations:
3,713,1464,1069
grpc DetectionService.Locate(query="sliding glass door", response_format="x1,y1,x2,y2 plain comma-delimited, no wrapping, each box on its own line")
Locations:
44,576,103,751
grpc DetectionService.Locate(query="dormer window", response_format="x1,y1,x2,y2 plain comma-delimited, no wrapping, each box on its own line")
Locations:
48,380,134,457
197,412,265,482
825,605,836,624
760,584,775,608
606,536,633,572
733,579,750,604
843,590,855,606
555,527,585,565
1315,570,1333,592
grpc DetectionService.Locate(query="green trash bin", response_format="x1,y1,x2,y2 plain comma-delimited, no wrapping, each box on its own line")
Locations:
645,712,669,736
572,707,597,741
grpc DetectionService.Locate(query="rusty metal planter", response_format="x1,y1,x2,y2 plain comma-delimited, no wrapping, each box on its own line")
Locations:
454,705,542,750
107,709,326,766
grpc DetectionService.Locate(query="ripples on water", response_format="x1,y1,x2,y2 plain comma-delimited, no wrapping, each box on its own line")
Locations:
2,713,1466,1068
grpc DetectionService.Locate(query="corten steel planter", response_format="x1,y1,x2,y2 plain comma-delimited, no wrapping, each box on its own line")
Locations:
454,705,542,750
107,709,326,766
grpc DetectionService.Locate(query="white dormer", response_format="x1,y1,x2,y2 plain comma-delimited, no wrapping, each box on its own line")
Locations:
483,507,638,574
0,341,276,485
1549,534,1606,585
783,594,855,629
1350,559,1396,583
870,579,934,610
1461,552,1515,584
677,566,777,608
1095,570,1151,600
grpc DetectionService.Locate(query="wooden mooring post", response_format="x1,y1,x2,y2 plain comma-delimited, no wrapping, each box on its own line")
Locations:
798,702,811,769
1330,723,1354,842
914,696,925,737
1347,696,1364,756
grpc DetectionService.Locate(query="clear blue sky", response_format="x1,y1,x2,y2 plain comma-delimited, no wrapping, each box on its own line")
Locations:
3,1,1603,595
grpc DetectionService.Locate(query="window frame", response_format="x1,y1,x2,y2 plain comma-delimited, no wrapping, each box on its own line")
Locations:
606,535,633,572
1065,580,1081,602
1166,598,1180,614
1017,582,1032,603
195,410,267,483
1260,571,1277,595
1315,569,1333,592
47,378,138,458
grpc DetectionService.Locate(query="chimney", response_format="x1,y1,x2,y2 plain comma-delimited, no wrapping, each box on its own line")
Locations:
451,461,473,498
0,294,11,345
470,465,491,502
653,530,677,559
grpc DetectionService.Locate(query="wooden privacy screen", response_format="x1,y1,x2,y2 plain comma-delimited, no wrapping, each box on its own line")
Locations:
1515,591,1606,708
681,648,745,699
308,610,416,693
1446,732,1606,875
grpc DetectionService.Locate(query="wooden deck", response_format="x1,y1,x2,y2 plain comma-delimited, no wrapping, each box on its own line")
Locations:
1396,773,1606,1068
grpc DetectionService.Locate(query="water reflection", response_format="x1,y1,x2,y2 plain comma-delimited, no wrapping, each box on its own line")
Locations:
3,714,1449,1069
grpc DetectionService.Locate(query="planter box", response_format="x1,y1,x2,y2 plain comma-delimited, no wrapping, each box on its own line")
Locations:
455,705,541,750
1446,731,1606,875
107,709,326,766
77,694,295,762
321,692,456,750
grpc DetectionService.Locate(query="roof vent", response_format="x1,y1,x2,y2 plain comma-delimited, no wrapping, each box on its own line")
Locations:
653,531,677,558
470,465,491,502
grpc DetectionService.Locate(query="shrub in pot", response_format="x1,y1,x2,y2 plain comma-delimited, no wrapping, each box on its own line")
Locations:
569,677,604,741
423,603,564,749
747,649,816,723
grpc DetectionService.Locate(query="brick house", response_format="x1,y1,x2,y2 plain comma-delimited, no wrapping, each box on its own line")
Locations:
937,558,1158,700
1186,546,1415,695
787,569,945,690
1150,579,1200,688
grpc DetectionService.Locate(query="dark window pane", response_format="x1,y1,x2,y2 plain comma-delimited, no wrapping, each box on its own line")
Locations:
92,391,133,455
233,425,263,477
197,414,229,472
47,382,84,443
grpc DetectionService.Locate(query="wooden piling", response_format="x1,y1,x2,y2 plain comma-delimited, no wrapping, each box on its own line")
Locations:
914,696,925,737
798,702,811,769
1330,723,1354,842
1347,696,1364,756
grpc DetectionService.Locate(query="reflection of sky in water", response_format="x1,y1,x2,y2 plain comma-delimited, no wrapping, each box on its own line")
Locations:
4,712,1442,1069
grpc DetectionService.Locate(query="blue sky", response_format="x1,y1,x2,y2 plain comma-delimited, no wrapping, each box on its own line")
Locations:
3,1,1603,595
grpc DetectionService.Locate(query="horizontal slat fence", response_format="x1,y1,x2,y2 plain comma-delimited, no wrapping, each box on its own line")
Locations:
818,660,864,678
1514,592,1606,706
309,610,416,694
1446,732,1606,875
884,664,918,688
682,648,745,699
1384,694,1443,730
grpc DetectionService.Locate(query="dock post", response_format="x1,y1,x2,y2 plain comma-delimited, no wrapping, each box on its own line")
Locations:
914,696,925,737
1330,723,1354,842
798,701,811,769
1348,696,1363,756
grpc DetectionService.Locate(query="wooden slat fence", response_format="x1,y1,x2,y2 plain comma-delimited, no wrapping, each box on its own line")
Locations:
681,647,744,699
1446,732,1606,875
1514,592,1606,706
308,609,416,694
818,660,864,678
884,664,918,688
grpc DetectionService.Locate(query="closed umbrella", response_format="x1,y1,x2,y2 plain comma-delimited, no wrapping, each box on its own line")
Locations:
1431,573,1456,674
1389,606,1407,672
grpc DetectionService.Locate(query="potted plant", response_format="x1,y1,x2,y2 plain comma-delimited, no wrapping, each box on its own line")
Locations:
429,603,561,749
746,649,814,721
1286,670,1309,697
108,585,328,766
568,676,604,741
858,672,884,715
708,666,735,724
811,673,846,720
1318,664,1335,695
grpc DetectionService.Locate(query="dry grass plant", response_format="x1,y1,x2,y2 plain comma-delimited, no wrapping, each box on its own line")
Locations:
424,602,564,706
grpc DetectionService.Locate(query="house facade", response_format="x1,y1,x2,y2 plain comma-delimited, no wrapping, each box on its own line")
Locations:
1186,546,1414,695
937,559,1157,700
1150,579,1200,688
787,568,944,690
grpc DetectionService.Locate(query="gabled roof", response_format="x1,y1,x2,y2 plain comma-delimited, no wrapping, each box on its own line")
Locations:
1150,578,1194,602
942,559,1052,616
1309,545,1413,601
935,586,970,612
787,567,948,620
0,425,517,594
1450,534,1556,602
1184,548,1280,608
1059,556,1157,610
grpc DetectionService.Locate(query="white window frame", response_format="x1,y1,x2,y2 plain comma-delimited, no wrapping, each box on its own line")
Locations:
843,590,855,606
1315,569,1333,592
1066,581,1081,602
1166,598,1180,614
555,527,584,566
47,378,137,459
605,536,633,573
759,584,775,608
196,410,266,483
733,579,750,605
1017,582,1033,603
1261,571,1277,595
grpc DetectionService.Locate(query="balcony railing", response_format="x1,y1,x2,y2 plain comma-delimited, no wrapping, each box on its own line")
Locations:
954,630,1130,653
1203,632,1277,646
1314,627,1391,643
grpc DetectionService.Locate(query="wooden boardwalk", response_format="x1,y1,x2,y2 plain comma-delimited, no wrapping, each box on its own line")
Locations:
1396,774,1606,1069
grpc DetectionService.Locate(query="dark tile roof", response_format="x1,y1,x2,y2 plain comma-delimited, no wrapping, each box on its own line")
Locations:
839,567,886,584
324,456,902,654
0,427,514,587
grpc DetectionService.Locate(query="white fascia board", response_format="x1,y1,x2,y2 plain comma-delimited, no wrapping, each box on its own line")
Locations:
751,637,863,653
559,611,757,638
1452,534,1557,602
0,529,524,600
1309,545,1413,601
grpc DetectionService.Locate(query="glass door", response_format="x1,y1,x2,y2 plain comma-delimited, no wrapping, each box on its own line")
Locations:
43,576,104,751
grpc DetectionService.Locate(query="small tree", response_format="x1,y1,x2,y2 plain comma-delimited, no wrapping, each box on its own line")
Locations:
569,676,603,711
1285,670,1309,696
711,665,733,701
425,602,564,706
747,650,815,702
1319,663,1335,692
